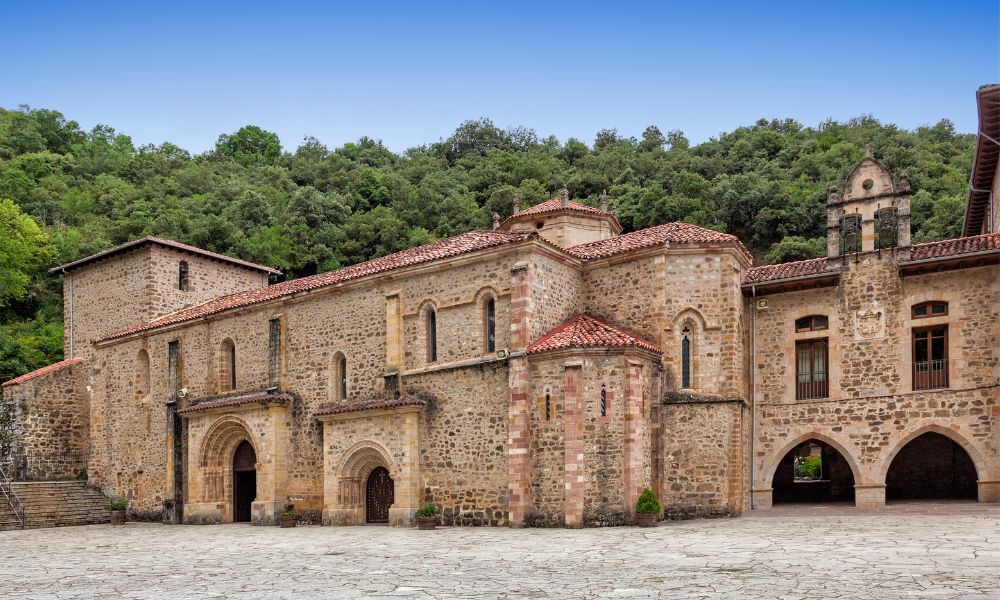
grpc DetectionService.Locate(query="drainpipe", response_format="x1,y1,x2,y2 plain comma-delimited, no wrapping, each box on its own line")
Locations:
750,284,757,509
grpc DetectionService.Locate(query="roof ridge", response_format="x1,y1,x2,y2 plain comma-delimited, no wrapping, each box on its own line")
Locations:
96,229,530,342
50,235,282,275
3,358,82,387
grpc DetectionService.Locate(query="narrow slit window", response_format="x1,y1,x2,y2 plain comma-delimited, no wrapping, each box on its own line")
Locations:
427,310,438,363
220,339,236,392
268,318,282,389
600,384,607,417
485,299,496,353
178,261,189,291
681,325,692,389
545,391,551,421
167,340,180,396
339,355,347,401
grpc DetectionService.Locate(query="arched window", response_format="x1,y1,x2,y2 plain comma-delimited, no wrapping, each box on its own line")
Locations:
876,208,897,249
485,298,496,353
839,215,861,255
426,309,438,363
599,384,607,417
178,261,189,291
795,315,828,332
136,349,150,399
220,338,236,392
681,325,692,389
911,301,947,319
333,353,347,401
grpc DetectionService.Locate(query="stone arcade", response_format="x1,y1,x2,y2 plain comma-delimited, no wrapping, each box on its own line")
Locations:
3,87,999,527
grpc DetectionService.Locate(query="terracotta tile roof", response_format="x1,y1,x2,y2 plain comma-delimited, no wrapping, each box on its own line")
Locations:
2,359,82,388
314,395,426,417
97,230,529,342
743,232,1000,285
907,231,1000,261
567,222,752,262
177,391,292,414
527,314,661,355
50,236,282,275
499,198,621,231
743,257,834,285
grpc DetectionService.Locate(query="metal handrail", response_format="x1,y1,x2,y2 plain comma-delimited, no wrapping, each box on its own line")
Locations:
0,463,25,529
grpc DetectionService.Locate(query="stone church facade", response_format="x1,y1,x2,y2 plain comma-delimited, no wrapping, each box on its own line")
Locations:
3,87,998,527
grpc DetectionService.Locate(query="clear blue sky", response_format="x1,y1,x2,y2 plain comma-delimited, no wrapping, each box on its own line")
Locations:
3,1,998,153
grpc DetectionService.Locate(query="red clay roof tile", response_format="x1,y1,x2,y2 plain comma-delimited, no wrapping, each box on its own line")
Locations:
744,232,1000,285
97,230,530,342
314,395,426,417
567,222,751,262
2,359,82,388
743,257,834,285
527,314,661,355
499,198,617,228
907,231,1000,261
176,391,292,414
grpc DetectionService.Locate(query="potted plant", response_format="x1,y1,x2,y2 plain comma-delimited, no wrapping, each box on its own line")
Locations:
415,501,439,530
107,497,128,525
635,487,660,528
278,505,297,528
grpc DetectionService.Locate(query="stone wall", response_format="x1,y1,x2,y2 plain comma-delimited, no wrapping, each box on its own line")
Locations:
659,393,746,519
525,351,657,527
752,257,999,506
63,244,267,365
406,364,510,526
87,247,526,519
1,363,88,480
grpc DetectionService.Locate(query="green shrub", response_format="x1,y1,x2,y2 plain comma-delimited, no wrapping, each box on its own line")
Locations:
794,455,822,480
635,487,661,515
106,497,128,511
415,501,439,517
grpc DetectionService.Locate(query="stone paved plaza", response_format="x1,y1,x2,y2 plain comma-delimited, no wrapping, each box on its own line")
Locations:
2,505,999,599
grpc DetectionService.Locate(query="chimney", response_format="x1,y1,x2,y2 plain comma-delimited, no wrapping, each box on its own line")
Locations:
560,188,569,208
512,192,521,216
492,213,500,230
599,189,609,212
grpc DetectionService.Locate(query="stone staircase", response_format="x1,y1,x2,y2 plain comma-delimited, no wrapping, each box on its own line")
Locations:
0,481,110,530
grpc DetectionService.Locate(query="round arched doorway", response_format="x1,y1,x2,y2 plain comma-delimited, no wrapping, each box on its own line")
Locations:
233,440,257,522
365,466,394,524
772,439,856,504
886,432,977,501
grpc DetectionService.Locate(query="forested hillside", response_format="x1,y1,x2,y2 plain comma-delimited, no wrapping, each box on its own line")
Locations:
0,105,975,382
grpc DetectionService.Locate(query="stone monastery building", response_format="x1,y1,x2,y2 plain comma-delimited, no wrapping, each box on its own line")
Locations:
3,86,999,527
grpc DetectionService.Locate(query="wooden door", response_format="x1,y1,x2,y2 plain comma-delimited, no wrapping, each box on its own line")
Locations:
233,440,256,523
365,467,394,523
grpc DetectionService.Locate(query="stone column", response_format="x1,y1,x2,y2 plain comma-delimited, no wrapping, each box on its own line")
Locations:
507,260,534,527
385,291,404,397
855,484,886,509
623,360,646,524
978,480,1000,503
251,404,289,525
507,356,531,527
563,361,584,528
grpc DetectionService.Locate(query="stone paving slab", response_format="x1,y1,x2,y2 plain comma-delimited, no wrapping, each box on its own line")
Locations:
1,510,999,599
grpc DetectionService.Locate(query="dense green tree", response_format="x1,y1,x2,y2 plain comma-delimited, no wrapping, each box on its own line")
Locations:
0,105,977,383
